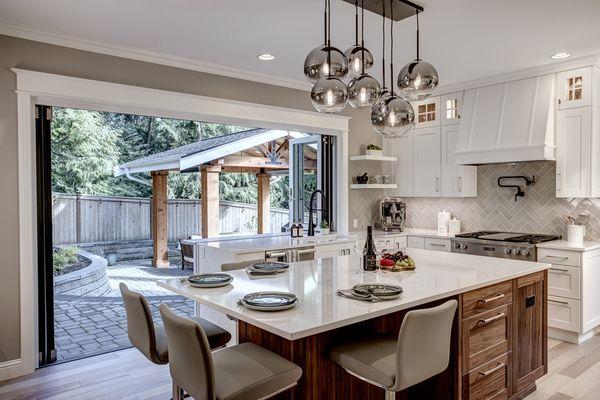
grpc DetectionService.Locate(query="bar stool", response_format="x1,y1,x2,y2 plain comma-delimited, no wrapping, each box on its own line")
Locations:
220,260,260,272
159,304,303,400
329,299,457,399
119,283,231,365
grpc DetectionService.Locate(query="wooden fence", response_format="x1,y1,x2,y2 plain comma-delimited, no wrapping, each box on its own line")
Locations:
52,193,289,245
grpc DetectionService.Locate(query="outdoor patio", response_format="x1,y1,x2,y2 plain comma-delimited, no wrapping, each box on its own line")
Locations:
54,259,194,363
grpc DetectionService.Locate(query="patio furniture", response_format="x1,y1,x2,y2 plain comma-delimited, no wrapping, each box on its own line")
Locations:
179,238,194,271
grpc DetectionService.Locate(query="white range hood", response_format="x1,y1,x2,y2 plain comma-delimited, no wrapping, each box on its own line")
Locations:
455,74,556,164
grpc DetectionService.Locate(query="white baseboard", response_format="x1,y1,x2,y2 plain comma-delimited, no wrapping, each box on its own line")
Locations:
0,359,30,381
548,327,600,344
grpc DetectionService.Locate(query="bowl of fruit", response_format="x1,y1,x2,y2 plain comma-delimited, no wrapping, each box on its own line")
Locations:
379,251,415,271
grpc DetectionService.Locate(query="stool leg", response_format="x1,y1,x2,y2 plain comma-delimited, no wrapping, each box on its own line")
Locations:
384,391,396,400
172,381,183,400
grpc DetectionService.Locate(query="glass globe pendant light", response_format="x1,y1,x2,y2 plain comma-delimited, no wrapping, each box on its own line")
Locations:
304,0,348,83
344,0,374,76
397,10,439,101
311,0,348,113
371,0,414,137
347,0,380,109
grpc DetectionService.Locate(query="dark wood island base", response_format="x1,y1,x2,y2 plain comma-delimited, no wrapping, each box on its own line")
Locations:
238,271,547,400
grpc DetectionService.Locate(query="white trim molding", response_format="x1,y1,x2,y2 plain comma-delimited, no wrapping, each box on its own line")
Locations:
0,23,311,92
11,68,350,380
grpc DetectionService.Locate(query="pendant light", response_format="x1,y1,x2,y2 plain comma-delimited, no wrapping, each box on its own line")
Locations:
344,0,374,76
304,0,348,83
310,0,348,113
371,0,414,137
347,0,380,109
397,10,439,101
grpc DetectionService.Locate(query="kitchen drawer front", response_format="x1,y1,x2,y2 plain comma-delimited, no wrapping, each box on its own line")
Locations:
548,296,581,332
463,281,513,319
464,353,511,400
424,238,451,252
548,265,581,299
463,305,512,371
537,248,580,267
407,236,425,249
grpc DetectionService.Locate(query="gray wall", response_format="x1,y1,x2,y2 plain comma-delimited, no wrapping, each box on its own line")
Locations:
0,34,379,362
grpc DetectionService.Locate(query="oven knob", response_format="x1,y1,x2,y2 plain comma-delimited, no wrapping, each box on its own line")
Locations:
503,248,512,255
454,242,461,249
462,243,468,250
521,249,530,257
514,249,521,255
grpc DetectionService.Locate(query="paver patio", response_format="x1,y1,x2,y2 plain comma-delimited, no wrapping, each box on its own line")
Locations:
54,259,194,363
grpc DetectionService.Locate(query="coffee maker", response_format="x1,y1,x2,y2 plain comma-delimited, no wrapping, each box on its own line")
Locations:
379,197,406,232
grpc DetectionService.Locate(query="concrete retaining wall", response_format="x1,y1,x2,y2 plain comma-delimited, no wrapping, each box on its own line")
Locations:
54,250,111,296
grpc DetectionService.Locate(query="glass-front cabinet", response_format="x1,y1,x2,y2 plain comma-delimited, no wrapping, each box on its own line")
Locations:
557,67,592,109
411,96,441,128
441,92,463,125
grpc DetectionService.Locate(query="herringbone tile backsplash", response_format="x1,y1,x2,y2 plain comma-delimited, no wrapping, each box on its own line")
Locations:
349,161,600,241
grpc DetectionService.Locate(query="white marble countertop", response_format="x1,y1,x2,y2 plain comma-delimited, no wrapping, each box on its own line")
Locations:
158,250,550,340
536,240,600,252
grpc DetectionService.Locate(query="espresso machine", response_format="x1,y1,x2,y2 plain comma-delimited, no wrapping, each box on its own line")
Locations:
379,197,406,232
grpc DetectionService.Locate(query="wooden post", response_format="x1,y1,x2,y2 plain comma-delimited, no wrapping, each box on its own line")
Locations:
151,170,169,268
201,165,221,238
257,172,270,234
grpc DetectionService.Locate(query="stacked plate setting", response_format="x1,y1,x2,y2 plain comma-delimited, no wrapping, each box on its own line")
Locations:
246,262,289,275
239,291,298,311
187,273,233,288
351,284,403,300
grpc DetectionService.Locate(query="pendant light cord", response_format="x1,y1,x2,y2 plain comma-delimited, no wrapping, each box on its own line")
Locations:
390,0,394,95
361,0,365,74
381,0,386,88
327,0,331,77
354,0,358,45
416,9,420,61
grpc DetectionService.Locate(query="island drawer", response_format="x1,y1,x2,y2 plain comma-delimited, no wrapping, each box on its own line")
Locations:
537,248,580,267
463,304,512,371
463,352,511,400
462,281,513,319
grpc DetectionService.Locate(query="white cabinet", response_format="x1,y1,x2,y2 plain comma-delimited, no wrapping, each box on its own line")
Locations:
441,92,463,125
548,296,581,333
314,242,353,259
557,67,592,109
441,124,477,197
384,134,413,197
556,107,591,197
407,236,425,249
414,127,442,197
548,265,581,299
424,238,451,252
413,96,441,128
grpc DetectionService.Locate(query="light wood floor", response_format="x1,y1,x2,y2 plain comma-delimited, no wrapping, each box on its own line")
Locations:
1,335,600,399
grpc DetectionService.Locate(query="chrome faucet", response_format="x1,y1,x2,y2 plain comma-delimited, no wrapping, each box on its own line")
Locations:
307,189,326,236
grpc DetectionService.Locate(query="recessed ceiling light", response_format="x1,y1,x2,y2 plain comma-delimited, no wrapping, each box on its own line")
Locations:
551,52,571,60
257,53,275,61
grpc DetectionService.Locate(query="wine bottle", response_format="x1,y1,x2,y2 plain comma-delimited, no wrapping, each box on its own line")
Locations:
363,226,377,271
290,220,298,238
297,221,304,237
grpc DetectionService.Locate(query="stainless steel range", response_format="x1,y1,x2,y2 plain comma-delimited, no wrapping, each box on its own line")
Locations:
451,231,561,260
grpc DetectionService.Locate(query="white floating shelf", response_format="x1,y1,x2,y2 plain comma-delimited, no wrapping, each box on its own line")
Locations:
350,184,397,189
349,154,397,162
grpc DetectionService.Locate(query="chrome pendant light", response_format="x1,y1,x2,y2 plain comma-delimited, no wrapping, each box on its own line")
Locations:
311,0,348,113
304,0,348,83
347,0,380,109
344,0,374,76
371,0,414,137
397,10,439,101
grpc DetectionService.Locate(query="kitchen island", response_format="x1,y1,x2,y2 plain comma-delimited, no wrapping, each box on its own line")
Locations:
159,249,550,399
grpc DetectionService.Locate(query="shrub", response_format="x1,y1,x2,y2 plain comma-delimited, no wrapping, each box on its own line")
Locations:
53,246,79,273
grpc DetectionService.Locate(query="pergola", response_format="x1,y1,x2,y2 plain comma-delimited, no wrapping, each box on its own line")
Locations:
115,128,316,267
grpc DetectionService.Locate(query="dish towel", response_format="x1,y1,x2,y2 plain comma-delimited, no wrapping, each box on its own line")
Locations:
336,289,383,302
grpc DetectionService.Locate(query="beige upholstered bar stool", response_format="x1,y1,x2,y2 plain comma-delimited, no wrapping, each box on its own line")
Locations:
119,283,231,365
220,260,260,272
329,299,458,400
159,303,303,400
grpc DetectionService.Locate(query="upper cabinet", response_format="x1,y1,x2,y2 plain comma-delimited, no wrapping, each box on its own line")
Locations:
557,67,592,109
441,124,477,197
413,96,441,128
441,92,463,125
413,127,442,197
556,107,591,197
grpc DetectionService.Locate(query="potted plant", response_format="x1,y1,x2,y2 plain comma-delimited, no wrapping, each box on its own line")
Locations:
366,144,383,157
320,220,330,235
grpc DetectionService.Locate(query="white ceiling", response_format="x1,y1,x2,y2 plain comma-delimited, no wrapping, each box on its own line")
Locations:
1,0,600,90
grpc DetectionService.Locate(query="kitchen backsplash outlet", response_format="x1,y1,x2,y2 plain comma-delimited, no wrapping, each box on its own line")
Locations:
349,161,600,241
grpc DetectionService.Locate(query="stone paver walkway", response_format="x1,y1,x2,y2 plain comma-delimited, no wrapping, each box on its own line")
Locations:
54,259,194,363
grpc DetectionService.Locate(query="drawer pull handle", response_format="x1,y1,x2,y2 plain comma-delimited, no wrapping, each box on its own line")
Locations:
478,362,505,377
478,293,506,303
549,267,569,273
549,299,569,305
429,243,446,247
546,255,569,260
478,312,505,326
